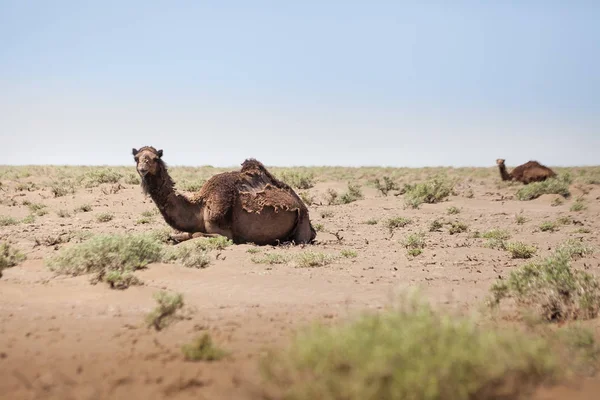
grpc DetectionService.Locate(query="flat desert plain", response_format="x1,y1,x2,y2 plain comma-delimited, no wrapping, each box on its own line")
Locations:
1,164,600,400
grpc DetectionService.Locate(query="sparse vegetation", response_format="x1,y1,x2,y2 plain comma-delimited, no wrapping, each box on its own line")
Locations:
402,231,426,257
403,175,455,209
163,242,212,269
551,197,564,207
340,249,358,258
177,179,205,192
299,191,314,206
262,295,565,400
516,175,571,201
182,333,228,361
46,233,162,288
540,221,559,232
252,253,290,265
0,216,18,226
320,210,333,218
363,218,378,225
386,217,412,233
482,229,511,241
145,291,184,331
313,223,324,232
491,240,598,321
80,168,123,188
505,241,537,259
570,198,587,212
51,180,76,197
295,251,337,268
278,170,315,190
338,183,363,204
96,212,114,223
76,204,93,212
57,209,71,218
446,206,460,215
448,220,468,235
21,214,35,224
515,213,527,224
428,218,444,232
373,176,398,196
0,242,26,277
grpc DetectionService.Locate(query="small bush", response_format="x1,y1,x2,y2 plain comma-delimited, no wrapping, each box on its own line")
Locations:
373,176,398,196
0,242,26,277
324,189,338,205
482,229,511,241
163,243,211,269
252,253,290,265
51,181,76,197
145,291,184,331
515,214,527,224
402,232,426,256
570,198,587,212
491,242,598,321
340,249,358,258
96,212,114,223
279,171,315,190
403,176,455,209
446,206,460,215
21,214,35,224
136,217,152,225
124,173,140,185
57,209,71,218
262,296,561,400
295,251,337,268
104,271,142,290
182,333,228,361
299,191,314,206
506,242,537,259
516,175,571,201
429,219,444,232
386,217,412,233
313,223,324,232
0,216,18,226
551,197,564,207
540,221,559,232
47,234,162,288
76,204,93,212
363,218,378,225
178,179,206,192
80,168,123,188
338,183,363,204
448,220,468,235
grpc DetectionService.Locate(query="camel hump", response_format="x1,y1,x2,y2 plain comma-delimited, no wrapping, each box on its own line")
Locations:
240,158,268,174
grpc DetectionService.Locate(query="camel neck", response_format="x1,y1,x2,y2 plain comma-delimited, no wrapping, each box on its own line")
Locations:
498,164,511,181
142,169,202,232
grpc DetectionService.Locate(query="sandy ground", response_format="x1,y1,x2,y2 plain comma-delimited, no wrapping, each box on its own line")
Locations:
1,166,599,399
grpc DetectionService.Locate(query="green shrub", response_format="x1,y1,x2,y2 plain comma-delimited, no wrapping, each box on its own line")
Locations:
182,333,228,361
0,216,18,226
482,229,511,241
448,220,468,235
340,249,358,258
0,242,26,278
386,217,412,233
491,241,598,321
505,242,537,259
570,198,587,212
403,176,455,209
446,206,460,215
373,176,399,196
96,212,114,223
80,168,123,188
295,252,337,268
516,175,571,201
145,291,184,331
46,234,162,288
262,296,560,400
339,183,364,204
278,171,315,190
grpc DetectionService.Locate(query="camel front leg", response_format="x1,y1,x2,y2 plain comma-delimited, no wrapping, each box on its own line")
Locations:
169,231,225,244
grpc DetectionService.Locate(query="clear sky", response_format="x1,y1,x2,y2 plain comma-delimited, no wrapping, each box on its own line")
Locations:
1,1,598,167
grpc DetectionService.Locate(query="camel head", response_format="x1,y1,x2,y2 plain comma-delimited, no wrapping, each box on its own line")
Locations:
496,159,505,166
132,146,164,178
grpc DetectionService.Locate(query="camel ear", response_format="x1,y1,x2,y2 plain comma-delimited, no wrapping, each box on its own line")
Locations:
157,149,163,158
132,148,139,156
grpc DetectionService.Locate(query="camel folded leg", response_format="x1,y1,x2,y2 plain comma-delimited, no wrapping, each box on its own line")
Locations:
169,231,224,244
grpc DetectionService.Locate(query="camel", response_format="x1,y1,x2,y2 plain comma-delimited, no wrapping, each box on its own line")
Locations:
132,146,316,246
496,159,557,184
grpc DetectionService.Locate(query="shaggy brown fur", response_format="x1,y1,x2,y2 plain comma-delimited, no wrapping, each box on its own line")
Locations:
132,146,316,245
496,159,557,184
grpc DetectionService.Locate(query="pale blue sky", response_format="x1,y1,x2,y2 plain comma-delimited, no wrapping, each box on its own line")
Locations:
1,1,598,167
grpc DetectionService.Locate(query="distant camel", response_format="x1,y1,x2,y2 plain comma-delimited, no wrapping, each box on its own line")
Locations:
132,146,316,245
496,159,557,184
